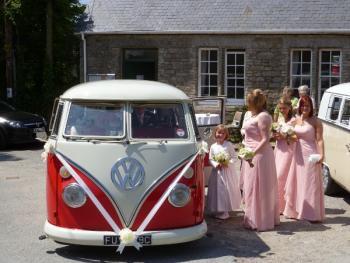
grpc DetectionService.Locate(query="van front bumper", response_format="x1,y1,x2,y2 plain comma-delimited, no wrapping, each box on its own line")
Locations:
44,220,207,246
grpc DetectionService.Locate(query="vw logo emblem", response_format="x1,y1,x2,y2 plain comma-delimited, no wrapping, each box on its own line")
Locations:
111,157,145,191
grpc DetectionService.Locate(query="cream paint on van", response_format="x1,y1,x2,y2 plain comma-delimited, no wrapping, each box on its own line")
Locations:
322,121,350,192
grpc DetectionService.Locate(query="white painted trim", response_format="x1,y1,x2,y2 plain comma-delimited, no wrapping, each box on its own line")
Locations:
224,50,246,103
318,49,342,104
197,48,219,97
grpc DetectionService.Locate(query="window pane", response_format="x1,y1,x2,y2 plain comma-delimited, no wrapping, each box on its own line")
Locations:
201,62,209,73
236,54,244,65
340,100,350,126
331,64,340,76
227,66,235,76
321,51,330,62
227,78,235,86
292,63,301,75
321,64,330,76
301,77,310,87
292,51,302,63
227,54,235,65
236,66,244,77
210,62,218,73
201,75,209,86
210,86,218,96
321,77,330,90
302,63,311,75
236,88,245,99
331,77,340,87
292,77,301,88
302,51,311,62
201,86,209,96
210,75,218,86
331,52,340,63
330,97,342,121
237,78,244,86
227,87,235,98
209,50,218,61
201,50,209,61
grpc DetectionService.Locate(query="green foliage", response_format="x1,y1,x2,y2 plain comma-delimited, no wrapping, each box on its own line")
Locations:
0,0,85,120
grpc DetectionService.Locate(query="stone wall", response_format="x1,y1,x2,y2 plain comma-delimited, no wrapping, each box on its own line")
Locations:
83,34,350,108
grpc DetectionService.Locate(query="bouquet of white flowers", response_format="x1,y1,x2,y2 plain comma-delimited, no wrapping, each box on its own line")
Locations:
280,124,297,145
271,122,282,133
213,150,231,166
238,147,255,167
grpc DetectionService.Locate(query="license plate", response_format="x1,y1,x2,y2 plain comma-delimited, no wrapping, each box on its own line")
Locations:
103,235,152,246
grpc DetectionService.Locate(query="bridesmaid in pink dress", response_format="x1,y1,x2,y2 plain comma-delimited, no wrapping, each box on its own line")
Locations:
273,97,296,214
284,96,325,222
241,89,279,231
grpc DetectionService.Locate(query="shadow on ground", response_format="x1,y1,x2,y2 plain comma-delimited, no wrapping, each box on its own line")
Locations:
48,213,271,262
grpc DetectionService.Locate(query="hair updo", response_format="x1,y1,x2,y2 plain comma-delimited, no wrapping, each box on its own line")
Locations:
246,89,267,112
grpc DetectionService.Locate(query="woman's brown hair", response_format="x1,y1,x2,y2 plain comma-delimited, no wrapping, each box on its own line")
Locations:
278,96,293,121
298,95,314,117
246,89,267,113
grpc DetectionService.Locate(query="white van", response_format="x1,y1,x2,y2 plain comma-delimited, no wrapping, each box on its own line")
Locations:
43,80,208,249
318,83,350,194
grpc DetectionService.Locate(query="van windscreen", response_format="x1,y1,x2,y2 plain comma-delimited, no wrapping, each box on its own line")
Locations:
64,103,124,137
131,103,188,139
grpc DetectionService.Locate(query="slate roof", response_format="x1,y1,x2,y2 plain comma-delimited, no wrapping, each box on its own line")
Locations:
82,0,350,34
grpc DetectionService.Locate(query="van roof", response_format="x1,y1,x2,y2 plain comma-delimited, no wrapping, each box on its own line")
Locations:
324,82,350,96
61,80,190,101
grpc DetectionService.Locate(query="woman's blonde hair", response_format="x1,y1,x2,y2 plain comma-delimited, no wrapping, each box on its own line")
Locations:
278,96,293,120
214,124,229,140
246,89,267,112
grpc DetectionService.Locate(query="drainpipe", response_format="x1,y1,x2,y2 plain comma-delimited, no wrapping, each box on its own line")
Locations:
81,32,87,82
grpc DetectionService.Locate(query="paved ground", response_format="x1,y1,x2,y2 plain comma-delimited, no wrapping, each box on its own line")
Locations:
0,143,349,263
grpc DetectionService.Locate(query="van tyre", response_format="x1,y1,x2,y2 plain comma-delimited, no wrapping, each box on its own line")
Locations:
322,164,341,195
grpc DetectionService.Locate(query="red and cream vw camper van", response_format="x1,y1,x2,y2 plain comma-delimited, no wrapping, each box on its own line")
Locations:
44,80,208,249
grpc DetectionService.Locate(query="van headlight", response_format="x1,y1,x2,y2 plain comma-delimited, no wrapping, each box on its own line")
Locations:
62,183,87,208
168,183,191,207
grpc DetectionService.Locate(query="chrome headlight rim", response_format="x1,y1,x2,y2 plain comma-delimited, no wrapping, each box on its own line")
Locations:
62,183,87,208
168,183,191,208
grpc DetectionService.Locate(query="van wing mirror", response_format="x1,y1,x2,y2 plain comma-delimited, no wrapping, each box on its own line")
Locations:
203,127,212,140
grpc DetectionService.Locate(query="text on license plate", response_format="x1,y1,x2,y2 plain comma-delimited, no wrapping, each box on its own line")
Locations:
103,235,152,246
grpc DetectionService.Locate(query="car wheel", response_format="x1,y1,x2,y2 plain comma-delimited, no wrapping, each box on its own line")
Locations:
322,164,341,195
0,131,7,150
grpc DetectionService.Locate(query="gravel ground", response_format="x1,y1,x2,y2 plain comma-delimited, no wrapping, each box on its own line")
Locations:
0,143,349,263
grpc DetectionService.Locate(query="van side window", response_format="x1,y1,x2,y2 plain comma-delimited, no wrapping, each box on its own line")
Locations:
328,97,342,121
51,103,64,137
340,99,350,127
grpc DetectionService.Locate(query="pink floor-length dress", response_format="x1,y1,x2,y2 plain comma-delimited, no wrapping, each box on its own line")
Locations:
241,112,279,231
274,118,296,213
207,141,242,213
284,121,325,221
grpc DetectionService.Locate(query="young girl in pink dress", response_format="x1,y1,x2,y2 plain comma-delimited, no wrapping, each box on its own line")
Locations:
241,89,279,231
284,96,325,222
273,97,296,214
207,124,241,220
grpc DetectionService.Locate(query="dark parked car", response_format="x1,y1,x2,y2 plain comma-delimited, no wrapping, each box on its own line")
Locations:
0,100,47,149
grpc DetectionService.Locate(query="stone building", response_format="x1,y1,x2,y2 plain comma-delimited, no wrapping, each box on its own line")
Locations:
80,0,350,109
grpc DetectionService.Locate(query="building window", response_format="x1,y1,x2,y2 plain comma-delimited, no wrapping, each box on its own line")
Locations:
198,49,218,96
290,49,312,95
225,50,245,103
319,50,341,102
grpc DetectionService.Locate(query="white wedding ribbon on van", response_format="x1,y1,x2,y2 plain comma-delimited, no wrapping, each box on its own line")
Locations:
54,141,208,254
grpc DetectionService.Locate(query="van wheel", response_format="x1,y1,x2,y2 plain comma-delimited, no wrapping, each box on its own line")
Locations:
322,164,341,195
0,131,7,150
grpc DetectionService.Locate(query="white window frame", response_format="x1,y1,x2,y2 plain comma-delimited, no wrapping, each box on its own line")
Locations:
290,49,313,97
318,49,342,104
198,48,219,97
225,50,246,105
